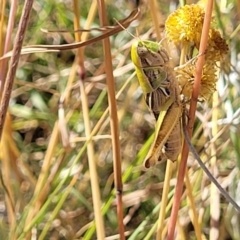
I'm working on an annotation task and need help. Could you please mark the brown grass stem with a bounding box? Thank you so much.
[72,0,106,239]
[167,1,214,239]
[73,0,85,81]
[97,0,124,239]
[0,1,33,238]
[0,0,33,140]
[0,0,18,89]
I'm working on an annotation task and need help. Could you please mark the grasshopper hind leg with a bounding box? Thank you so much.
[144,153,166,169]
[162,120,182,162]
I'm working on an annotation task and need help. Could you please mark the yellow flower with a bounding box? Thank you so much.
[207,28,229,61]
[166,4,229,101]
[165,4,205,45]
[176,58,218,101]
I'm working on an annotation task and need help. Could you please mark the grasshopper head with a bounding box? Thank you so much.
[131,40,170,93]
[131,40,169,68]
[138,40,160,53]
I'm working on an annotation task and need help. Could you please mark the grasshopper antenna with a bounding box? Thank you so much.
[182,111,240,212]
[114,17,140,40]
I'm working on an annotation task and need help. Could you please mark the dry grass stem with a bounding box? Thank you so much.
[168,1,214,239]
[97,0,124,238]
[156,160,174,240]
[0,0,34,139]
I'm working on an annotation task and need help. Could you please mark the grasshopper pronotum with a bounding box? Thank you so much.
[131,40,182,168]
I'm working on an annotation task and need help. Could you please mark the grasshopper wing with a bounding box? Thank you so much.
[144,100,182,168]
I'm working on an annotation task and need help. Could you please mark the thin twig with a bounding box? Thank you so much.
[0,0,34,140]
[182,111,240,212]
[0,9,140,57]
[0,1,33,238]
[0,0,18,87]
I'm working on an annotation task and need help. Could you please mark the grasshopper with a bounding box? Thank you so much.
[131,40,182,168]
